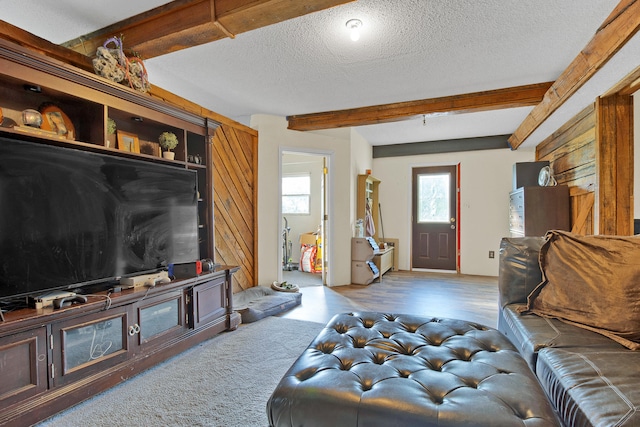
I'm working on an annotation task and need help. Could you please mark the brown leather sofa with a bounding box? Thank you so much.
[498,237,640,427]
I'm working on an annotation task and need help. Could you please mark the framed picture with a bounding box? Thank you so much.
[117,130,140,153]
[139,140,161,157]
[39,103,75,140]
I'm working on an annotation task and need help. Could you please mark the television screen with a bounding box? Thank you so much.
[0,136,199,300]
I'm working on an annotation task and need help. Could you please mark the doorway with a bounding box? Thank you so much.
[411,165,458,271]
[279,150,331,286]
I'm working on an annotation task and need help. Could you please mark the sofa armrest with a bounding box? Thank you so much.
[498,237,545,307]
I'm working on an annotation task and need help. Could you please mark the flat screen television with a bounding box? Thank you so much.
[0,136,200,301]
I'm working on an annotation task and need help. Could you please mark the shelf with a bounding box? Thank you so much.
[0,37,238,424]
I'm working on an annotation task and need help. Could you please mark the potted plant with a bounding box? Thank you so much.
[106,118,117,148]
[159,131,178,160]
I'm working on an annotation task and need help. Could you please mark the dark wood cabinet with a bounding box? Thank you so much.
[189,276,227,329]
[0,38,241,426]
[509,185,570,237]
[49,290,190,388]
[0,327,48,409]
[0,270,239,426]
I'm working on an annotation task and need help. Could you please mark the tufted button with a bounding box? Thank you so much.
[360,380,373,392]
[371,352,386,365]
[362,319,375,328]
[334,323,350,334]
[339,360,353,371]
[351,336,368,348]
[397,370,411,378]
[315,342,336,354]
[431,395,444,405]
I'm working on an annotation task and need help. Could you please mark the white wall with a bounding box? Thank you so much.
[282,153,323,263]
[251,114,358,286]
[372,148,535,276]
[253,113,537,281]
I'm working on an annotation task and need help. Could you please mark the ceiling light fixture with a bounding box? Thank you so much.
[346,19,362,42]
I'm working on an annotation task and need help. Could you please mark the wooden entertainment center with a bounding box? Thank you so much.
[0,38,241,426]
[0,269,239,426]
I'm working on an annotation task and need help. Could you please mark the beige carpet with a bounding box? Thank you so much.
[36,316,325,427]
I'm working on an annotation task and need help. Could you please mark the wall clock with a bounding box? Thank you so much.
[538,165,556,186]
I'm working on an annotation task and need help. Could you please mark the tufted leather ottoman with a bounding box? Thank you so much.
[267,312,560,426]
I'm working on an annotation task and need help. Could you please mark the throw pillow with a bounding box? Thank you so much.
[526,230,640,350]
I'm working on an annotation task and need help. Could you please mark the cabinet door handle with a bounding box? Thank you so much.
[128,324,141,336]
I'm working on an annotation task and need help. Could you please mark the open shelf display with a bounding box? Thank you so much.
[0,38,218,260]
[0,38,235,426]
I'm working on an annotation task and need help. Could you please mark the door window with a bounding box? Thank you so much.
[417,174,450,223]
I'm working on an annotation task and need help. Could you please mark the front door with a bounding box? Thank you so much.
[411,165,457,270]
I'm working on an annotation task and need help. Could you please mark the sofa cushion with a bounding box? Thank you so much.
[536,346,640,426]
[499,304,626,372]
[526,231,640,350]
[498,237,545,307]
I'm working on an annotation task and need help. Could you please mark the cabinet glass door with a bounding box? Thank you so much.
[137,291,186,347]
[139,296,181,341]
[62,316,124,371]
[52,307,130,386]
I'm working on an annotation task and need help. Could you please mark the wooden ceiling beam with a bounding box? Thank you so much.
[62,0,354,59]
[508,0,640,149]
[286,82,553,131]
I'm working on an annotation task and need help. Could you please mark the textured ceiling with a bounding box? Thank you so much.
[0,0,626,148]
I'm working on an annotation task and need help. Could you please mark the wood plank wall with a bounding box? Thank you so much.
[535,94,634,236]
[536,104,597,234]
[212,124,259,293]
[595,94,634,235]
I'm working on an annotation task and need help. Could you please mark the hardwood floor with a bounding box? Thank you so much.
[278,270,499,327]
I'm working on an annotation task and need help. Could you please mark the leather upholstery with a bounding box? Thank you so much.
[498,236,545,308]
[267,312,560,427]
[536,347,640,427]
[498,236,640,427]
[499,304,621,371]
